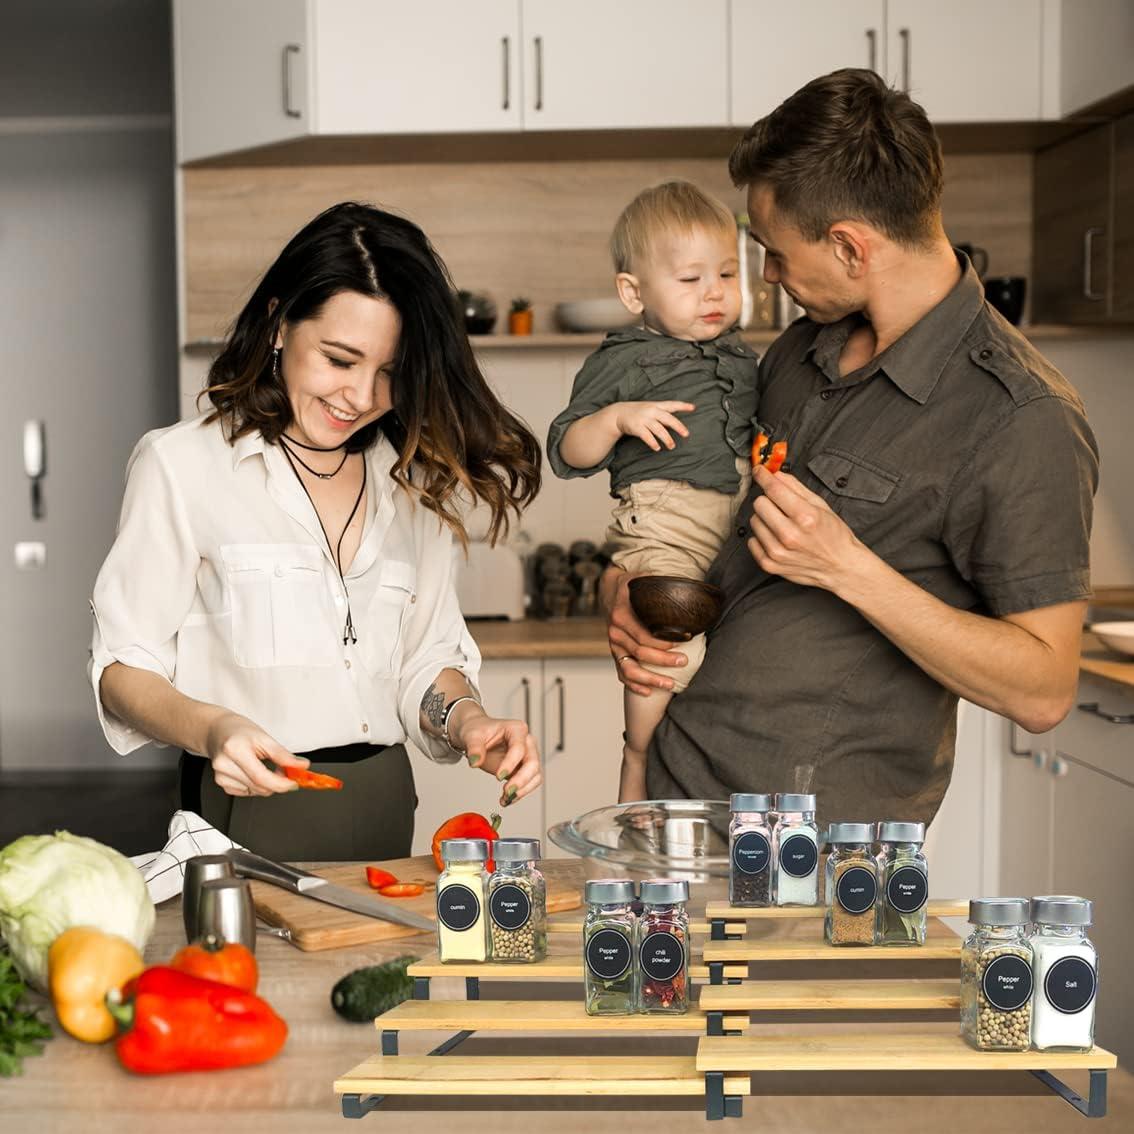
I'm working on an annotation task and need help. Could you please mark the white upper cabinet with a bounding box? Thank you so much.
[314,0,522,135]
[522,0,728,130]
[731,1,886,126]
[885,0,1043,122]
[1058,0,1134,117]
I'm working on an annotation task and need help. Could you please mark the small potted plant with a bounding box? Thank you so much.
[509,297,533,336]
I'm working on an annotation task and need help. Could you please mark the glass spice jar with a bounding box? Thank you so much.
[637,879,690,1014]
[487,838,547,963]
[729,792,773,907]
[773,793,819,906]
[1029,896,1097,1052]
[583,880,637,1015]
[961,898,1034,1051]
[436,838,490,963]
[824,822,878,946]
[876,821,928,945]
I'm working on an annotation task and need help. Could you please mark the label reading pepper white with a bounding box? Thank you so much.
[489,884,531,931]
[982,954,1034,1012]
[586,928,632,981]
[885,866,928,914]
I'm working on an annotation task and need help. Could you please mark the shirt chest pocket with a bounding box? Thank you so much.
[360,560,417,678]
[220,543,340,669]
[807,449,901,530]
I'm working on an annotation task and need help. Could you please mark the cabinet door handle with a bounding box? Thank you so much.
[1008,723,1033,757]
[501,36,510,111]
[521,675,531,728]
[554,675,565,752]
[1077,700,1134,725]
[1083,227,1105,301]
[534,36,544,111]
[282,44,302,119]
[899,28,910,92]
[866,28,877,72]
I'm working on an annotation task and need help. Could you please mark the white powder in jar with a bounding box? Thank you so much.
[1030,936,1097,1050]
[774,826,819,906]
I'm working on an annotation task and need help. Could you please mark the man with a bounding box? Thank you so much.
[604,69,1098,824]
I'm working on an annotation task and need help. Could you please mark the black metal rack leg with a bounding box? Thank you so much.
[380,1030,398,1056]
[1031,1068,1108,1118]
[341,1094,384,1119]
[412,976,430,1000]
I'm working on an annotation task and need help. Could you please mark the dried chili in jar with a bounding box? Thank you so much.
[636,879,690,1015]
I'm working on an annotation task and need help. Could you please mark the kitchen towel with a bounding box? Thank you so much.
[130,810,244,904]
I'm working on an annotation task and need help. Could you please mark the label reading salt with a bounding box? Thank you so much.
[1043,956,1097,1015]
[586,928,632,981]
[885,866,928,914]
[982,954,1034,1011]
[835,865,877,914]
[639,931,685,982]
[732,831,771,876]
[780,833,818,878]
[436,883,480,932]
[489,884,532,931]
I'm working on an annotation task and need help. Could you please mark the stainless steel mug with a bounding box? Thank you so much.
[182,854,235,943]
[196,876,257,952]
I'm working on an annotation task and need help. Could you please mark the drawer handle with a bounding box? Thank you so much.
[282,44,302,119]
[1077,700,1134,725]
[1083,227,1105,301]
[554,675,565,752]
[521,675,531,728]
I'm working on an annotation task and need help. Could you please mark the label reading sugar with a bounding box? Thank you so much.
[489,883,531,931]
[885,866,928,914]
[1043,956,1097,1015]
[982,954,1034,1011]
[639,931,685,982]
[436,883,480,932]
[732,831,771,876]
[835,866,878,914]
[779,833,818,878]
[586,928,632,981]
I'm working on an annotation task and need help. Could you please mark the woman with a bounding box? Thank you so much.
[91,202,543,860]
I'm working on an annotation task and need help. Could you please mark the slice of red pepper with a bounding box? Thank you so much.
[282,765,343,791]
[763,440,788,475]
[378,883,425,899]
[365,867,398,890]
[751,431,788,474]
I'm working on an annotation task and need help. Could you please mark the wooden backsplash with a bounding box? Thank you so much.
[183,152,1032,341]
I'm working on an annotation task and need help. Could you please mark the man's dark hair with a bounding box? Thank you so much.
[729,68,944,248]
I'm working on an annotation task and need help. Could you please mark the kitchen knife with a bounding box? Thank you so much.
[226,848,434,933]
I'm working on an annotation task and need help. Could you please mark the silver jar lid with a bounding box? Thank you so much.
[585,879,636,905]
[969,897,1031,926]
[730,792,771,812]
[440,838,489,863]
[774,793,816,812]
[1031,895,1093,926]
[639,878,689,905]
[877,820,925,844]
[827,821,875,844]
[493,838,541,862]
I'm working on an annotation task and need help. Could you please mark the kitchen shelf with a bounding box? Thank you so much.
[704,898,969,921]
[698,978,960,1012]
[700,936,962,964]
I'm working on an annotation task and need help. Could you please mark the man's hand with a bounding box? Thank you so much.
[746,465,871,590]
[611,401,694,451]
[599,565,689,696]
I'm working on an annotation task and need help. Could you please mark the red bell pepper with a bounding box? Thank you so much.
[282,765,343,791]
[751,432,788,475]
[431,812,501,872]
[108,966,287,1075]
[169,933,258,993]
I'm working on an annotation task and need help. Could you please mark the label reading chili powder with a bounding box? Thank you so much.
[982,953,1034,1012]
[835,865,877,915]
[732,831,771,876]
[639,932,685,982]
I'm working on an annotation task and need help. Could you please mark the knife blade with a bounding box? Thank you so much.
[226,848,434,933]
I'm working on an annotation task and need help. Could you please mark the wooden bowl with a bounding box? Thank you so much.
[628,576,724,642]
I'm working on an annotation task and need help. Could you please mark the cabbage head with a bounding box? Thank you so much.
[0,831,155,991]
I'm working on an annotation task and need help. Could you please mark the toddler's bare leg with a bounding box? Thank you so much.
[620,685,672,803]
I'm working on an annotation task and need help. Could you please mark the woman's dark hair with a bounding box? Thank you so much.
[201,201,541,545]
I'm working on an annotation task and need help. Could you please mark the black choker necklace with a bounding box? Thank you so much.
[281,432,347,453]
[279,435,349,479]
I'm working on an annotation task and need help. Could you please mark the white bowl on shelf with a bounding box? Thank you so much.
[1088,621,1134,658]
[554,298,638,333]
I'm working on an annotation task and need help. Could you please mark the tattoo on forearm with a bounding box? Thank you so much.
[422,683,446,730]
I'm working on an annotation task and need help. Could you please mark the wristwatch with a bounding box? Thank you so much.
[440,695,481,755]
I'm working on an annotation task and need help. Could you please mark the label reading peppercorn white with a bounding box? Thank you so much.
[437,884,480,932]
[835,866,877,914]
[732,831,771,875]
[639,932,685,982]
[1043,957,1097,1014]
[780,833,818,878]
[982,954,1034,1011]
[885,866,928,913]
[489,884,532,930]
[586,929,632,980]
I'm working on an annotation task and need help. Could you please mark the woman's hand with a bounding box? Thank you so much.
[600,566,689,696]
[451,705,542,809]
[203,710,310,797]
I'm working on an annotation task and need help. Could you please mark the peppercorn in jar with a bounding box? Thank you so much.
[487,838,547,963]
[636,879,690,1014]
[961,898,1034,1051]
[729,792,773,907]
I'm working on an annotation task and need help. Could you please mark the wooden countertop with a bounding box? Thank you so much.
[1081,631,1134,691]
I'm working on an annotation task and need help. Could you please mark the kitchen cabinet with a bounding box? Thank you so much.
[998,721,1056,897]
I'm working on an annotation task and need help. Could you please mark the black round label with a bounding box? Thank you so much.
[586,928,632,981]
[779,833,818,879]
[732,831,771,876]
[885,866,928,913]
[639,931,686,982]
[489,883,531,930]
[436,883,480,932]
[1043,956,1097,1015]
[835,866,877,914]
[982,954,1034,1011]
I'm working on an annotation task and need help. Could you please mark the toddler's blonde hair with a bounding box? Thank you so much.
[610,180,737,274]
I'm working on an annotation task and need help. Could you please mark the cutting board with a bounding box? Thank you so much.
[249,854,584,951]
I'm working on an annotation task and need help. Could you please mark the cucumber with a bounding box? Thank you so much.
[330,955,418,1022]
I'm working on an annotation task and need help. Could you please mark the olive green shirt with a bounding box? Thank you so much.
[546,327,761,494]
[648,258,1099,825]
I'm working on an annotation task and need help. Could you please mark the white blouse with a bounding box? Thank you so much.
[89,415,480,762]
